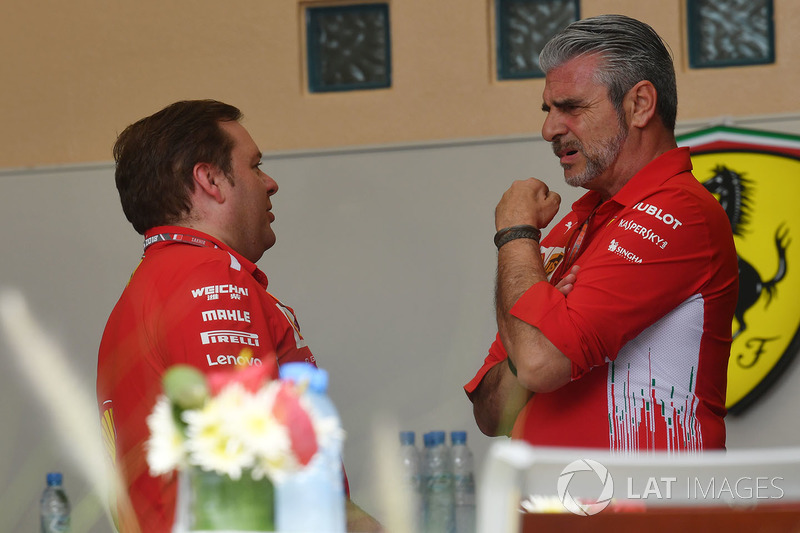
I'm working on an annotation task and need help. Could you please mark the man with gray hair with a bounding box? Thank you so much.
[466,15,738,452]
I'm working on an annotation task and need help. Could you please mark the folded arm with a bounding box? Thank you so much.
[494,178,572,392]
[496,239,572,392]
[471,356,533,436]
[470,256,578,437]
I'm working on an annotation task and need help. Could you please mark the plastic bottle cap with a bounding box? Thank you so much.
[451,431,467,445]
[279,362,329,393]
[428,431,446,446]
[309,368,329,393]
[423,432,435,448]
[279,362,315,381]
[399,431,415,446]
[46,472,63,486]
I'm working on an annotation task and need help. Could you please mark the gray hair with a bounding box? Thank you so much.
[539,14,677,131]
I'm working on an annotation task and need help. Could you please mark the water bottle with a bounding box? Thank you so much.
[277,363,345,533]
[450,432,476,533]
[423,431,454,533]
[399,431,423,529]
[40,472,71,533]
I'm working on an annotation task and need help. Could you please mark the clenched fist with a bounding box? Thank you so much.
[495,178,561,231]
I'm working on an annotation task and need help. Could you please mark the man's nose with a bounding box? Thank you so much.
[541,112,566,142]
[263,173,278,196]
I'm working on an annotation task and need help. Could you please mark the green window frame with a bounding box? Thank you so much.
[306,3,392,93]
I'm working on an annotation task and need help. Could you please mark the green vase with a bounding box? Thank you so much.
[178,467,275,532]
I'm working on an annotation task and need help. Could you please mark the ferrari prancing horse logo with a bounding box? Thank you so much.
[678,126,800,414]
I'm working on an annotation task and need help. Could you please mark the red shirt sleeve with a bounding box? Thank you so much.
[507,282,588,379]
[464,333,507,397]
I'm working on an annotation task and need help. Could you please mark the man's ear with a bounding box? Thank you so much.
[626,80,657,129]
[193,162,225,203]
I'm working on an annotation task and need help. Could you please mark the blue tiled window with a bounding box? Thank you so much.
[687,0,775,68]
[306,3,391,92]
[496,0,579,80]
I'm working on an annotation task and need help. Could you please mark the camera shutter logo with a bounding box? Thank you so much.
[557,459,614,515]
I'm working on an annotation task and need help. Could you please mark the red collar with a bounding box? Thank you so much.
[142,226,268,287]
[570,147,693,216]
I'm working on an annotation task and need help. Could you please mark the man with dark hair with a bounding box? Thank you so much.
[97,100,379,531]
[112,100,244,235]
[466,15,738,451]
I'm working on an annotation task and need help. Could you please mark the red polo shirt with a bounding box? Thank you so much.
[97,226,315,531]
[466,148,738,452]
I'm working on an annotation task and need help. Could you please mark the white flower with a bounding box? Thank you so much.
[183,384,254,480]
[145,368,343,484]
[145,396,186,475]
[245,383,298,483]
[237,386,288,452]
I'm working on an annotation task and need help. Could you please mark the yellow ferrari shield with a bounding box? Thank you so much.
[678,126,800,413]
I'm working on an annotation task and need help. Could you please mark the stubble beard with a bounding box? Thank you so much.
[555,122,629,189]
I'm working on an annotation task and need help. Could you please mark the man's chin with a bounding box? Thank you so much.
[565,172,593,188]
[562,167,580,187]
[561,163,584,187]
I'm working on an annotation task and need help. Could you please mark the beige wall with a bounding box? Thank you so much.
[2,0,799,168]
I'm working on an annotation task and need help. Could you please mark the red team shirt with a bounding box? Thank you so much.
[97,226,315,532]
[465,148,739,452]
